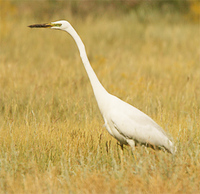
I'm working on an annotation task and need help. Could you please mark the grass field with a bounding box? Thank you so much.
[0,5,200,193]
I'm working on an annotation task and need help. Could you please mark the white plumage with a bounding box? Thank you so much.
[29,20,175,154]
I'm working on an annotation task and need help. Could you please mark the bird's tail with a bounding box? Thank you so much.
[165,140,176,154]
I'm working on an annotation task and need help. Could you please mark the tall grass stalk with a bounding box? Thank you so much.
[0,9,199,193]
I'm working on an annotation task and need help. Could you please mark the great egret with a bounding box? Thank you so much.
[29,20,175,154]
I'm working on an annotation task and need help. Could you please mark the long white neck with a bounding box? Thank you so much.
[65,25,109,113]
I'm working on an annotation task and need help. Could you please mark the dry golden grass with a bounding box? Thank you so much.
[0,7,200,194]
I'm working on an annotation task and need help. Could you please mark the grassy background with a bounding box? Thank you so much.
[0,1,200,193]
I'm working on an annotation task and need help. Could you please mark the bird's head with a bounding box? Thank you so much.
[28,20,71,31]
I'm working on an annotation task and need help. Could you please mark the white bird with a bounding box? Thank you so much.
[29,20,175,154]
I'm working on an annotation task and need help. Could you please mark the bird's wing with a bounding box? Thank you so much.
[109,104,169,146]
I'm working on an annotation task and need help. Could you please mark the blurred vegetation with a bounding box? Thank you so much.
[0,0,200,193]
[0,0,197,20]
[1,0,199,38]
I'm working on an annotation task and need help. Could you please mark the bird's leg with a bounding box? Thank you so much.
[117,142,124,150]
[120,143,124,151]
[127,139,137,160]
[117,142,124,169]
[126,139,135,151]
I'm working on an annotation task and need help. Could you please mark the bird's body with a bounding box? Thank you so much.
[99,92,173,153]
[29,20,175,154]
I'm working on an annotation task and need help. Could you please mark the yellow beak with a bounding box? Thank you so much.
[28,23,52,28]
[28,23,62,28]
